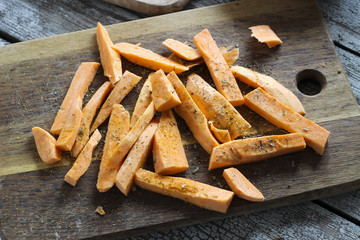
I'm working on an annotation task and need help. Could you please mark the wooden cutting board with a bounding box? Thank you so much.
[1,0,360,239]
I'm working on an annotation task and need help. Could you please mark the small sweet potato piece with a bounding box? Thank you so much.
[209,121,231,143]
[32,127,62,164]
[249,25,283,48]
[134,169,235,213]
[223,168,264,202]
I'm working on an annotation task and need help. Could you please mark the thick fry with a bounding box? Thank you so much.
[167,72,219,154]
[134,169,235,213]
[209,133,306,170]
[153,110,189,175]
[209,121,231,143]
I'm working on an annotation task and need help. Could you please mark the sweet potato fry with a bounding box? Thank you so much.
[90,70,141,133]
[64,129,102,186]
[244,88,330,155]
[134,169,235,213]
[97,104,130,192]
[51,62,99,135]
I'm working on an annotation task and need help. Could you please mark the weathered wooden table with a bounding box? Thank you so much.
[0,0,359,239]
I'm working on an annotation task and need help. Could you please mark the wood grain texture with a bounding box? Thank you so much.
[103,0,190,15]
[0,0,142,41]
[316,0,360,53]
[321,190,360,222]
[1,0,360,239]
[335,47,360,105]
[128,202,360,240]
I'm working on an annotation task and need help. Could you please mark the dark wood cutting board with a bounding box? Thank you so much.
[1,0,360,239]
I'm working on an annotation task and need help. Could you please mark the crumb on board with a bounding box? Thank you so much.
[95,206,105,215]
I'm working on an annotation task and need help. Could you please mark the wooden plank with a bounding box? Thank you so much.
[0,38,10,47]
[320,190,360,222]
[0,0,142,41]
[316,0,360,53]
[335,47,360,105]
[1,117,360,239]
[129,202,360,239]
[1,1,360,239]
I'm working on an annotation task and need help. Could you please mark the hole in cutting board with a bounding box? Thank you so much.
[296,69,326,96]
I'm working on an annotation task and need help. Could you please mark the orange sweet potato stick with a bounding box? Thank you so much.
[153,109,189,175]
[72,81,113,157]
[90,70,141,133]
[186,73,251,140]
[231,66,305,115]
[96,22,122,85]
[220,47,239,66]
[100,102,156,191]
[115,121,159,195]
[208,121,231,143]
[32,127,62,164]
[150,69,181,112]
[64,129,102,186]
[97,104,130,192]
[51,62,99,135]
[134,169,235,213]
[209,133,306,170]
[193,29,244,106]
[244,88,330,155]
[223,168,265,202]
[249,25,283,48]
[166,71,219,154]
[130,76,152,128]
[112,43,189,74]
[56,97,83,151]
[162,38,202,61]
